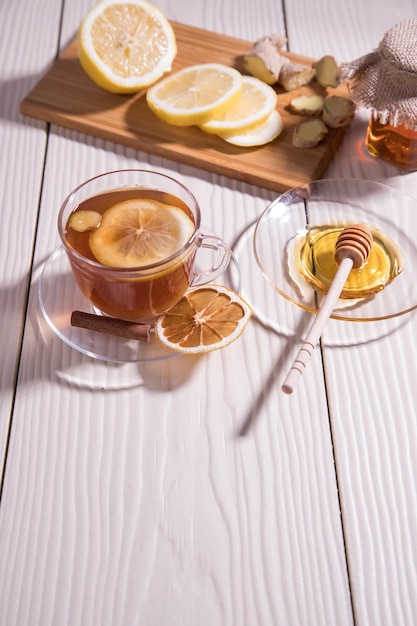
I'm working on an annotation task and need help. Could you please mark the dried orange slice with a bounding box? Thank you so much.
[89,199,194,267]
[155,285,252,353]
[78,0,177,93]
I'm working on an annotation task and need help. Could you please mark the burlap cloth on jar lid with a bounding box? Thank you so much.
[341,18,417,129]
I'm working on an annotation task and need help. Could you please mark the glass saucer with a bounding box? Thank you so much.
[253,178,417,321]
[39,244,241,363]
[232,220,413,347]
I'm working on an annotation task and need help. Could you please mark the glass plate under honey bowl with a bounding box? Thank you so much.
[253,178,417,322]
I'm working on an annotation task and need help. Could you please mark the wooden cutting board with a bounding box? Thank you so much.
[20,21,351,193]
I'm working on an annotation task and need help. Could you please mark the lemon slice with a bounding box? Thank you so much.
[155,285,252,353]
[200,76,278,134]
[146,63,243,126]
[78,0,177,93]
[89,199,194,267]
[219,109,284,147]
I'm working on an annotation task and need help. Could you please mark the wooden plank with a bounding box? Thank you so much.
[20,21,351,193]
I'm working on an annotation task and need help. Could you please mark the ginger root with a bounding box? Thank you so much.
[292,95,355,147]
[278,61,315,91]
[244,35,342,95]
[288,93,325,116]
[292,118,328,148]
[244,34,314,90]
[243,34,287,85]
[313,55,340,88]
[322,95,355,127]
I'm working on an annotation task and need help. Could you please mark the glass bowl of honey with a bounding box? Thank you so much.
[253,178,417,321]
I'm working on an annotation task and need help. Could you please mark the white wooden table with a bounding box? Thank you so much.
[1,1,417,624]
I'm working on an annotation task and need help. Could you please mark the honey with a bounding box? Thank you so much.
[366,117,417,172]
[297,225,403,299]
[342,19,417,172]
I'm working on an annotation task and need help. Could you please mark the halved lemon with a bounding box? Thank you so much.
[89,199,194,267]
[78,0,177,93]
[155,285,252,354]
[199,76,278,135]
[146,63,243,126]
[219,109,284,147]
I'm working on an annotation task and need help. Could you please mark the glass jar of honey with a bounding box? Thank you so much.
[342,18,417,172]
[366,117,417,172]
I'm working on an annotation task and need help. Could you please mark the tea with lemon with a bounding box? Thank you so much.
[64,188,196,321]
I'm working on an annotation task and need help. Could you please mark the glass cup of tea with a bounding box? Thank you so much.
[58,169,232,322]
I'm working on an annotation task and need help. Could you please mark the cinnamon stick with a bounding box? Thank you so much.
[71,310,152,342]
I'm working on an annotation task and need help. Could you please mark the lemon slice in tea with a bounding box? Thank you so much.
[155,285,252,354]
[89,199,194,267]
[78,0,177,93]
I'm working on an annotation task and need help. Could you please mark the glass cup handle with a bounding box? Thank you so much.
[190,234,231,286]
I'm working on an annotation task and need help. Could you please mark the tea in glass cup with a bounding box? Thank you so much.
[58,170,231,322]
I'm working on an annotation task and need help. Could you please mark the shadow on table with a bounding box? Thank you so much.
[237,312,312,437]
[237,295,416,436]
[23,261,202,393]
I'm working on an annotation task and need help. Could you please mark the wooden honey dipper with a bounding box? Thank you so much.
[282,223,373,394]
